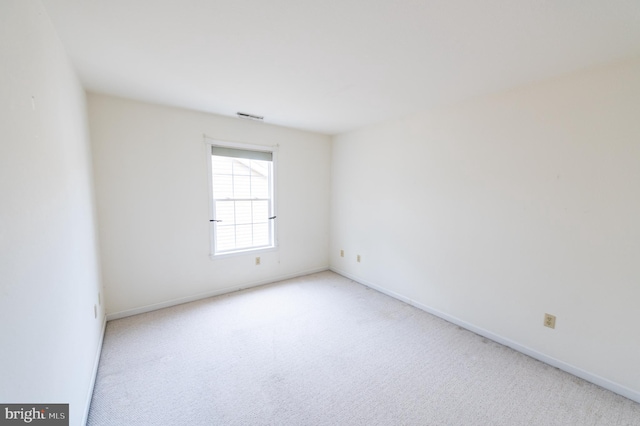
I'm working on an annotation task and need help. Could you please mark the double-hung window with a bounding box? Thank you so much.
[207,140,276,256]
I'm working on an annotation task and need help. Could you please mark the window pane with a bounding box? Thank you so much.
[212,175,233,199]
[234,176,251,199]
[252,174,269,199]
[233,159,251,176]
[253,223,269,246]
[252,200,269,223]
[251,160,269,176]
[212,156,233,175]
[235,201,252,225]
[235,224,252,248]
[216,225,235,252]
[215,201,235,224]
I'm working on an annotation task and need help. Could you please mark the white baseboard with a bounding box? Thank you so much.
[330,267,640,404]
[82,315,107,426]
[106,266,329,321]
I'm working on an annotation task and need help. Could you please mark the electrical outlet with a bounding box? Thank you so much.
[357,254,361,263]
[255,257,261,266]
[340,249,344,257]
[543,313,556,329]
[94,305,97,319]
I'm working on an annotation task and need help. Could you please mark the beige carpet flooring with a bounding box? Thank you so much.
[88,271,640,425]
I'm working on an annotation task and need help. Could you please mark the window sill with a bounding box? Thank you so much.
[209,245,278,260]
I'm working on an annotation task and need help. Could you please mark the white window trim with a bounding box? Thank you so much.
[204,136,279,259]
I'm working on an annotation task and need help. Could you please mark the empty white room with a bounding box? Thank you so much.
[1,0,640,425]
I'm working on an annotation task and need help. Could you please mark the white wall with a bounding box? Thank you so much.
[88,94,331,317]
[0,1,105,425]
[330,58,640,399]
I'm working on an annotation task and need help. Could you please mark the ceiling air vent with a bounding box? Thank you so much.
[237,112,264,121]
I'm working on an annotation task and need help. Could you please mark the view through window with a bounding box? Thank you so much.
[210,145,275,255]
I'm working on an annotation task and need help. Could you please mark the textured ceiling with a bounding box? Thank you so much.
[42,0,640,135]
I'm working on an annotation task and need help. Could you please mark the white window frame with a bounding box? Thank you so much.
[205,137,278,259]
